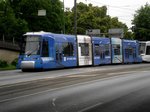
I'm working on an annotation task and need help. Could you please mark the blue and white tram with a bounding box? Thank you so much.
[17,31,142,71]
[139,41,150,62]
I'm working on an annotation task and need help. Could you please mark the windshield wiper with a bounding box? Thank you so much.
[26,48,38,56]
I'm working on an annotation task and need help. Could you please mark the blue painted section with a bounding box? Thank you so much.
[50,34,77,69]
[17,55,43,69]
[92,37,111,65]
[123,40,136,63]
[18,33,77,70]
[136,41,142,63]
[122,39,142,63]
[17,55,24,69]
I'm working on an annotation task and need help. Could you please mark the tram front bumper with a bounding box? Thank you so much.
[21,61,35,69]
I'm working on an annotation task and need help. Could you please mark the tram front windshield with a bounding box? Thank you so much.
[25,36,41,56]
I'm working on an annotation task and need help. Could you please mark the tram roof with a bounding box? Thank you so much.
[24,31,76,42]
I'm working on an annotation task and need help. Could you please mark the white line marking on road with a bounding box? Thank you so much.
[107,71,137,76]
[141,71,150,73]
[52,98,56,107]
[67,74,98,78]
[78,102,103,112]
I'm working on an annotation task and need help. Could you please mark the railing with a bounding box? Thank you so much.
[0,41,20,51]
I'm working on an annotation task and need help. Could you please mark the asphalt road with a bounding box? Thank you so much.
[0,64,149,86]
[0,64,150,112]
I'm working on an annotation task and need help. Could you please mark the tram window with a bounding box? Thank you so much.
[133,52,136,58]
[79,43,89,56]
[129,48,133,55]
[139,43,146,54]
[113,44,120,55]
[125,49,129,59]
[55,43,59,60]
[62,42,74,56]
[94,44,100,56]
[105,44,110,56]
[146,46,150,55]
[42,39,49,57]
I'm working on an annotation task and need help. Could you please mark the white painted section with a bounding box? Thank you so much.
[142,55,150,62]
[111,38,123,63]
[77,35,92,66]
[146,41,150,46]
[140,41,150,62]
[64,57,66,61]
[41,57,54,62]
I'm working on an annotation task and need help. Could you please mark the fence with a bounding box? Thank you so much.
[0,41,20,51]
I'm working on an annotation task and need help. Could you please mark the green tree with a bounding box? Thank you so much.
[0,0,64,42]
[132,3,150,40]
[0,0,28,42]
[65,2,129,38]
[17,0,64,33]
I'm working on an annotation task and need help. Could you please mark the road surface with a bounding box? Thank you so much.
[0,63,150,112]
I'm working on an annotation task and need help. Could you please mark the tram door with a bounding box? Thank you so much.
[99,45,105,64]
[41,38,51,69]
[55,43,63,67]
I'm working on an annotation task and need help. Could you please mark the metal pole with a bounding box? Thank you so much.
[3,34,5,42]
[74,0,77,36]
[74,0,79,66]
[63,0,65,34]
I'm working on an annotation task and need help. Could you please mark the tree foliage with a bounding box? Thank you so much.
[17,0,63,33]
[0,0,132,42]
[0,0,28,41]
[132,4,150,41]
[0,0,64,42]
[65,2,129,38]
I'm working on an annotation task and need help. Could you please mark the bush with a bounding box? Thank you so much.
[11,58,18,66]
[0,60,8,68]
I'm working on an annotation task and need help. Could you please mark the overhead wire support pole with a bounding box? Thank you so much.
[74,0,79,66]
[63,0,65,34]
[74,0,77,36]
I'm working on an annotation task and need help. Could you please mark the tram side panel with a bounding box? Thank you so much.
[77,35,92,66]
[92,37,111,65]
[111,38,123,64]
[53,34,77,68]
[41,36,56,69]
[139,41,150,62]
[134,41,142,63]
[122,40,136,63]
[60,35,77,67]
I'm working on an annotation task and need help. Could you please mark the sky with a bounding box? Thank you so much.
[61,0,150,28]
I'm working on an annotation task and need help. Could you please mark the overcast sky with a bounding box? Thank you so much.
[61,0,150,28]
